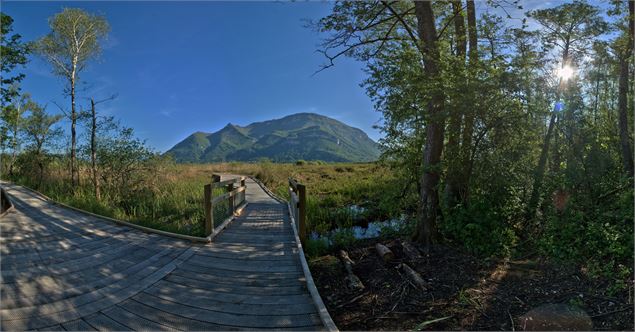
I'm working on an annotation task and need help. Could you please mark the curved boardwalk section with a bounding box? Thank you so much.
[0,178,325,331]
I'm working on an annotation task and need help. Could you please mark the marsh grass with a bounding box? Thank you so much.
[5,161,401,237]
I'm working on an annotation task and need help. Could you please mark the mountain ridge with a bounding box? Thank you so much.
[165,113,380,163]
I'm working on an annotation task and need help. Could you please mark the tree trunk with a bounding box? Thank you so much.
[526,42,570,221]
[90,98,100,200]
[413,1,446,249]
[70,69,78,188]
[466,0,477,64]
[452,1,466,58]
[526,110,557,220]
[9,104,21,176]
[445,0,466,209]
[9,127,17,176]
[457,0,478,205]
[617,0,634,178]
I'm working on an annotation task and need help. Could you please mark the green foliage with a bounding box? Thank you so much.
[442,199,518,257]
[331,228,356,249]
[314,1,632,296]
[32,8,109,79]
[537,186,633,282]
[0,13,29,105]
[304,238,330,258]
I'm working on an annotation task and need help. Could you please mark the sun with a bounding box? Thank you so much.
[557,65,575,81]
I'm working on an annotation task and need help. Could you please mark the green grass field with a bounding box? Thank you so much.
[6,161,403,238]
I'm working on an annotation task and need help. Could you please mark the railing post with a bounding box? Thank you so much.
[297,183,306,245]
[205,175,222,236]
[240,178,246,205]
[204,184,213,236]
[228,182,235,215]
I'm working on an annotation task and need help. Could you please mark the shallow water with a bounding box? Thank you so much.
[310,216,408,246]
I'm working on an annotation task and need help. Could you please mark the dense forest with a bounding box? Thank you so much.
[0,1,633,330]
[312,0,633,280]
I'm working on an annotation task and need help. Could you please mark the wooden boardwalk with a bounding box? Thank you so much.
[0,178,327,331]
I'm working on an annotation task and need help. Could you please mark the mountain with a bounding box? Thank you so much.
[165,113,380,163]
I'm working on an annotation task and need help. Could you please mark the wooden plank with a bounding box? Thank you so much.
[216,232,296,242]
[2,242,158,287]
[136,288,318,316]
[1,247,171,309]
[144,280,313,305]
[173,263,304,281]
[170,268,305,287]
[188,253,299,268]
[221,227,291,235]
[210,191,231,205]
[82,312,132,331]
[211,178,239,188]
[193,248,299,261]
[212,239,298,248]
[61,318,97,331]
[0,247,180,318]
[2,239,160,280]
[118,299,228,331]
[0,250,184,330]
[165,274,307,295]
[182,257,302,273]
[37,324,65,331]
[1,231,145,270]
[101,305,173,331]
[130,289,322,328]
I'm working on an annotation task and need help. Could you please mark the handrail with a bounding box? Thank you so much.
[204,174,247,237]
[288,177,306,244]
[0,186,14,217]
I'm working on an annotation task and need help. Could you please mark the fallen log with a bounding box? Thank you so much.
[339,250,365,291]
[399,263,428,291]
[375,243,395,262]
[400,240,422,262]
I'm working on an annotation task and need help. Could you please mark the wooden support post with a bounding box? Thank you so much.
[240,178,246,205]
[297,183,306,245]
[206,175,221,236]
[228,183,235,215]
[204,184,213,236]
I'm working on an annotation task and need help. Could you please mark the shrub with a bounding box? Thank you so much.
[441,199,517,257]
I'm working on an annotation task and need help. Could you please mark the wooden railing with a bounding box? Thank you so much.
[0,186,13,215]
[288,178,306,244]
[204,174,247,237]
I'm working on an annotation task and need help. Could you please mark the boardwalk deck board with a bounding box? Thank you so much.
[61,318,97,331]
[83,313,132,331]
[0,177,331,331]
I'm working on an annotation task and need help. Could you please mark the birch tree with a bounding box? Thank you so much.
[33,8,109,188]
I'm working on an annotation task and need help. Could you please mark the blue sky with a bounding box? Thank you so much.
[3,1,606,152]
[4,1,379,152]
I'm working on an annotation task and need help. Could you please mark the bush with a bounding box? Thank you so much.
[537,188,633,283]
[304,238,330,258]
[296,160,306,166]
[441,199,517,257]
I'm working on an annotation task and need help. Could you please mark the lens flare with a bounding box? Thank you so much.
[557,65,575,81]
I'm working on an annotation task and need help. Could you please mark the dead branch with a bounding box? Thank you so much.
[398,263,428,291]
[339,250,365,291]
